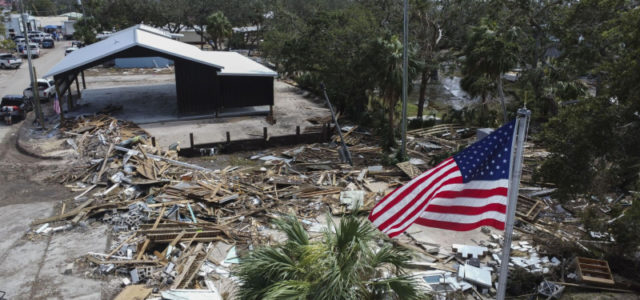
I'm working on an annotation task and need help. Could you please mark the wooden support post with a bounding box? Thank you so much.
[81,70,86,89]
[189,133,194,148]
[54,82,64,121]
[226,131,230,143]
[75,75,81,99]
[151,137,156,147]
[263,127,268,141]
[65,76,74,110]
[296,126,300,142]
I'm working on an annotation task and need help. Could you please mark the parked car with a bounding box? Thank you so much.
[41,38,55,48]
[65,46,78,56]
[0,53,22,69]
[0,94,32,125]
[21,43,40,58]
[27,34,43,44]
[23,79,55,102]
[71,40,84,48]
[12,35,24,41]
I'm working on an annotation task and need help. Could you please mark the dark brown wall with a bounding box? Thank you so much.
[174,58,220,115]
[220,76,274,108]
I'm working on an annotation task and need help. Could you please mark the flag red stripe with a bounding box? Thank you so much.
[410,217,505,233]
[370,159,453,220]
[434,187,508,199]
[424,203,507,215]
[377,170,462,233]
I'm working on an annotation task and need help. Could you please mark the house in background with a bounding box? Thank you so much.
[4,13,38,38]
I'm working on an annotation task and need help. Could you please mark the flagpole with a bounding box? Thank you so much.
[496,108,530,300]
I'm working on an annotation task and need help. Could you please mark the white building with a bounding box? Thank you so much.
[4,13,39,38]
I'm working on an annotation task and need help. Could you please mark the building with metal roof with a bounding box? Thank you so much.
[45,24,277,116]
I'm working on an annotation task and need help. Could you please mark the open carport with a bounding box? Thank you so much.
[43,24,277,117]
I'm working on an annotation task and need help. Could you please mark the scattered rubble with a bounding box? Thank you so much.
[25,117,637,298]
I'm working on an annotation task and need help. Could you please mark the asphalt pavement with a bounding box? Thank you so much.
[0,40,69,140]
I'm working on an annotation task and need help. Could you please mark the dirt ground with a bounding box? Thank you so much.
[0,123,108,300]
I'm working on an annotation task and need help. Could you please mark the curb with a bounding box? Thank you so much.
[14,112,66,160]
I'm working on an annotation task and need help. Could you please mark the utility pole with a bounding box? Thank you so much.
[78,0,86,18]
[20,0,45,128]
[400,0,409,159]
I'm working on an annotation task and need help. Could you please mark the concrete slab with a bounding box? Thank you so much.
[31,225,108,299]
[64,73,330,149]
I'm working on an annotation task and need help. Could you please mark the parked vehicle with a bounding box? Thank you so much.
[41,38,55,48]
[0,53,22,69]
[71,41,84,48]
[21,43,40,58]
[0,95,32,125]
[63,21,76,39]
[65,46,78,56]
[14,37,25,46]
[28,34,43,44]
[23,79,55,102]
[12,35,24,41]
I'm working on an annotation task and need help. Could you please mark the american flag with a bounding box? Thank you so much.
[53,94,61,115]
[369,120,516,237]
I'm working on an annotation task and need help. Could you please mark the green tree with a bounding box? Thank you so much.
[538,0,640,200]
[235,214,423,299]
[411,0,443,120]
[73,17,98,44]
[0,39,17,52]
[366,35,421,131]
[461,20,520,123]
[205,11,232,50]
[27,0,56,16]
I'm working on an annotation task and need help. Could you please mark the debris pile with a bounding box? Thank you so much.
[27,117,637,298]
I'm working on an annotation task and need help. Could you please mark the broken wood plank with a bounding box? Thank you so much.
[94,144,114,184]
[114,285,152,300]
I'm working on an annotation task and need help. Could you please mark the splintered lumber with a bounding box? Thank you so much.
[161,230,186,258]
[114,285,152,300]
[107,233,137,259]
[94,144,114,184]
[85,255,159,265]
[171,243,203,289]
[396,161,422,179]
[575,257,615,285]
[32,198,95,225]
[517,195,543,221]
[114,145,213,172]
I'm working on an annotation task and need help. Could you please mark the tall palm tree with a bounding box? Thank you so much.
[206,11,232,50]
[461,20,520,123]
[234,214,424,300]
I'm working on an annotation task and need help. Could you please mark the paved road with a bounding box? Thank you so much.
[0,41,69,94]
[0,41,69,140]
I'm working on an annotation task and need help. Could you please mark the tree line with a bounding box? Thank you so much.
[47,0,640,259]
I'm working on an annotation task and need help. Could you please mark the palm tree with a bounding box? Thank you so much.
[234,214,424,300]
[367,36,421,136]
[206,11,232,50]
[461,20,520,123]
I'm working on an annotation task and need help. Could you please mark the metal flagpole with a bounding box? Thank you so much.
[400,0,409,159]
[496,108,530,300]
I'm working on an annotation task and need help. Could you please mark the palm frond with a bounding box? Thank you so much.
[369,244,412,272]
[368,275,426,300]
[263,280,311,300]
[273,215,309,246]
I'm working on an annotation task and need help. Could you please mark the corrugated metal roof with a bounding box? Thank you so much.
[207,51,277,77]
[44,24,276,78]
